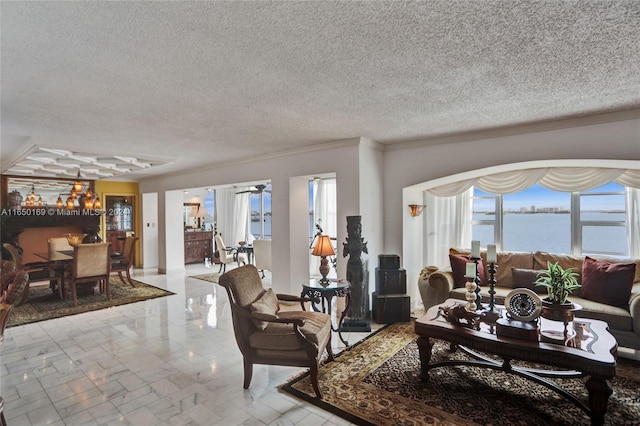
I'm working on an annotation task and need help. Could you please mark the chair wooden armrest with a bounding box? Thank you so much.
[250,311,306,327]
[277,293,319,303]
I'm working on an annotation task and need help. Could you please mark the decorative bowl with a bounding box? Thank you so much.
[238,241,247,246]
[66,233,87,247]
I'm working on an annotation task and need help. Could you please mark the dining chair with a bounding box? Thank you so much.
[218,264,334,398]
[111,236,138,287]
[68,243,111,307]
[47,237,75,299]
[1,243,49,305]
[48,237,73,255]
[252,239,271,278]
[215,234,247,273]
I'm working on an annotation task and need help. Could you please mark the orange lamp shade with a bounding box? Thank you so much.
[312,235,335,257]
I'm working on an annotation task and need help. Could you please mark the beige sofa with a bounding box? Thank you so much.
[423,249,640,351]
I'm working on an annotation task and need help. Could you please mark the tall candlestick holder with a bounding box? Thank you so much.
[464,279,477,312]
[484,262,500,324]
[470,256,483,311]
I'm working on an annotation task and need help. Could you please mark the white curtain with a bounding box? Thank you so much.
[310,178,337,278]
[627,187,640,259]
[424,166,640,262]
[215,188,250,247]
[234,192,250,245]
[428,167,640,197]
[425,187,473,269]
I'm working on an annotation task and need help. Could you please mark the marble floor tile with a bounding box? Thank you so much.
[0,264,380,425]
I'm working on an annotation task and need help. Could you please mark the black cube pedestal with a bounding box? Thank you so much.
[341,318,371,332]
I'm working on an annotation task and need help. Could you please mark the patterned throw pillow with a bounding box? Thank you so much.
[580,256,636,309]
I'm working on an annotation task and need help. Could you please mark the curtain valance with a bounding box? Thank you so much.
[427,167,640,196]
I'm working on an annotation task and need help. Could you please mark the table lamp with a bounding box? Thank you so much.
[312,235,335,285]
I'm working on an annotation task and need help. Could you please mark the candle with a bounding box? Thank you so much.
[487,244,497,263]
[465,262,476,278]
[471,240,480,258]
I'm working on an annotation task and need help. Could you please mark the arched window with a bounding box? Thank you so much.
[423,165,639,268]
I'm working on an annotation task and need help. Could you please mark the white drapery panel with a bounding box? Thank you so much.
[427,167,640,197]
[215,188,235,243]
[476,169,549,194]
[215,188,250,248]
[234,192,250,245]
[627,187,640,259]
[538,168,625,192]
[618,170,640,188]
[425,188,473,269]
[310,178,337,278]
[428,178,476,197]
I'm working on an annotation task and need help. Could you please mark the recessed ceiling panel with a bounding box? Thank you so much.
[4,147,169,180]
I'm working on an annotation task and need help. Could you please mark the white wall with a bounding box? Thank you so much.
[387,115,640,301]
[357,139,385,296]
[140,137,364,294]
[142,192,159,268]
[140,113,640,307]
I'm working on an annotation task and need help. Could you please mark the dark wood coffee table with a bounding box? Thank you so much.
[415,299,617,426]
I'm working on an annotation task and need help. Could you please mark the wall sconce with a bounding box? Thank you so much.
[408,204,426,217]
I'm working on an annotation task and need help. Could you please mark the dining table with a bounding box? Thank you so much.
[33,250,73,299]
[233,244,254,264]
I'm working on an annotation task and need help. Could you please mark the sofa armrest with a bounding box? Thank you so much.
[420,271,455,311]
[629,284,640,336]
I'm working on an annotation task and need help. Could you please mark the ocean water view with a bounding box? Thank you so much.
[254,212,629,257]
[473,212,628,256]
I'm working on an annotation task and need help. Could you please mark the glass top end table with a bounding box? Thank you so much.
[301,278,351,345]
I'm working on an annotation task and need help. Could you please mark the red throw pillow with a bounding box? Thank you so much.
[449,254,486,288]
[580,256,636,309]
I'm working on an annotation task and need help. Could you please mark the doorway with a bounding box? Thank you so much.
[105,195,135,255]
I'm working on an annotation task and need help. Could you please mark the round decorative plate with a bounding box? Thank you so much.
[504,288,542,322]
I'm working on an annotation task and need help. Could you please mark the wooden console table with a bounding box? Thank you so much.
[184,231,213,264]
[415,299,617,426]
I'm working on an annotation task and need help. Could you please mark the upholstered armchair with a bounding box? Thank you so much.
[218,265,334,398]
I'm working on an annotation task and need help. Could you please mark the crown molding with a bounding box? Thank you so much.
[383,108,640,152]
[0,138,38,173]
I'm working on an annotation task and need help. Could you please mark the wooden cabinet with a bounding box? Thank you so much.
[184,231,213,264]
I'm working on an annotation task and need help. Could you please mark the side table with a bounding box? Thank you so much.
[301,278,351,346]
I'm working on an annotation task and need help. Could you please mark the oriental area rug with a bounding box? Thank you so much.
[190,272,222,283]
[7,277,174,328]
[281,322,640,426]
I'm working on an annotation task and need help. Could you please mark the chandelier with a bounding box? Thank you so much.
[56,170,102,209]
[23,184,44,206]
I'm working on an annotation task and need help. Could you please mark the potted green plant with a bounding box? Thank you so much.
[535,261,582,322]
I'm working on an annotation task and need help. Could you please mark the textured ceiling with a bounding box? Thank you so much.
[1,1,639,180]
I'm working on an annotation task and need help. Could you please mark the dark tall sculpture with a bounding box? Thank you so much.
[342,215,371,332]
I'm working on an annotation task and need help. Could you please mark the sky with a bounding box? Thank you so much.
[474,182,625,211]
